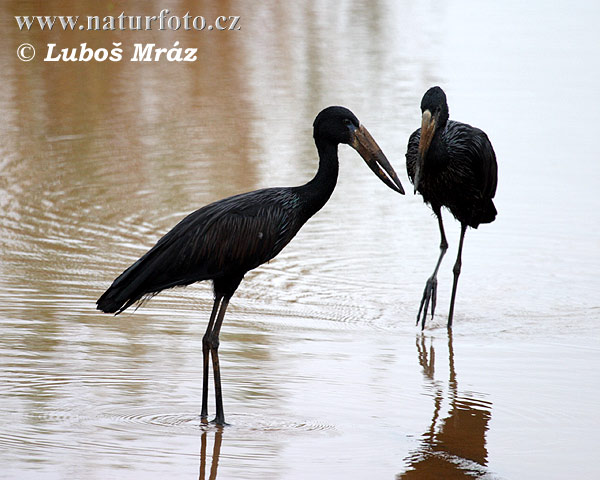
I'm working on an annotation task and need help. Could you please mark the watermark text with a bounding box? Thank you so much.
[15,10,240,32]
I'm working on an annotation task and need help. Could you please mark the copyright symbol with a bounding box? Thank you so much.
[17,43,35,62]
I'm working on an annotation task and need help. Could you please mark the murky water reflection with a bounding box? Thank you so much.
[400,334,493,479]
[1,0,599,478]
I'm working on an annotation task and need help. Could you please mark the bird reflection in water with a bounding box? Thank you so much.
[199,427,223,480]
[398,333,494,479]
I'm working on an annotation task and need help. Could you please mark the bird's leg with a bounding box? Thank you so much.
[201,294,223,421]
[209,296,230,426]
[418,210,448,329]
[447,223,467,329]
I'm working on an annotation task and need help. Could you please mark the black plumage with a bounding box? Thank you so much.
[406,86,498,329]
[97,188,305,313]
[97,106,404,425]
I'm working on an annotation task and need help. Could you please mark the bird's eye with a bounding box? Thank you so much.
[343,118,352,127]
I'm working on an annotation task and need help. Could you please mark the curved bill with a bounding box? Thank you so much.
[414,109,436,193]
[350,124,405,195]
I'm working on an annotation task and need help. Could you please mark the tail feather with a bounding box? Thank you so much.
[96,288,135,314]
[481,199,497,224]
[96,241,172,314]
[96,257,152,314]
[97,243,210,314]
[469,199,497,228]
[96,285,144,314]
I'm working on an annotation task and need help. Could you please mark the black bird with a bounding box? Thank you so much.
[406,87,497,330]
[97,106,405,425]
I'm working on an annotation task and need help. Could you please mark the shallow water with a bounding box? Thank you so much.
[1,0,599,478]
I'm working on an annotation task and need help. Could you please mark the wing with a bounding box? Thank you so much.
[178,188,302,278]
[97,187,302,313]
[445,121,498,201]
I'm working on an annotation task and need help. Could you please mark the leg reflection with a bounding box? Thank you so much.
[398,332,493,479]
[199,427,223,480]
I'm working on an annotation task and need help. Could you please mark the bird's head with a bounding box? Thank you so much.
[420,86,449,122]
[414,86,450,193]
[313,106,405,194]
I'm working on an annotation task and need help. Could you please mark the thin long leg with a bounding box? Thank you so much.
[418,209,449,329]
[201,295,223,421]
[447,223,467,328]
[208,296,230,425]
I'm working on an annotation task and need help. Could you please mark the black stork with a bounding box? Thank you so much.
[406,87,498,330]
[97,106,405,425]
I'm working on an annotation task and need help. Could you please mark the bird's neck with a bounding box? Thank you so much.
[425,124,448,171]
[294,139,339,220]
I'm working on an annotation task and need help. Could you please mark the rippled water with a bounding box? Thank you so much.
[1,0,599,478]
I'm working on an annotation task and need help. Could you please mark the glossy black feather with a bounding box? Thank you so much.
[406,120,498,228]
[97,187,308,313]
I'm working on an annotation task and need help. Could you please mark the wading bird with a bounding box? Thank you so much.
[97,106,405,425]
[406,87,497,330]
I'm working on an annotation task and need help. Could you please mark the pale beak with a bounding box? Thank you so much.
[415,109,436,193]
[350,124,405,194]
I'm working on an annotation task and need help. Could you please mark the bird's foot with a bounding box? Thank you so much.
[416,276,437,330]
[210,417,229,427]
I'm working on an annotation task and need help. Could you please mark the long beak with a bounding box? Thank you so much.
[414,109,436,193]
[350,124,405,194]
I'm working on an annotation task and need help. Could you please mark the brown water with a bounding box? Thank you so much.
[1,1,599,478]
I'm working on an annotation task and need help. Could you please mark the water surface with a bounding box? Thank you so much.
[1,1,599,478]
